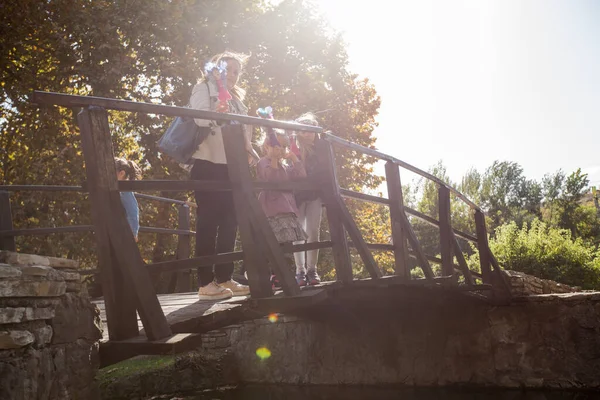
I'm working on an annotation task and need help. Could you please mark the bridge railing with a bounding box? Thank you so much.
[12,90,509,342]
[0,186,197,291]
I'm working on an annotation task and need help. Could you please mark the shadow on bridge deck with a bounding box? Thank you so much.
[95,276,495,367]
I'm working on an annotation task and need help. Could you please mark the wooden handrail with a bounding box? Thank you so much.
[339,188,478,243]
[31,91,322,133]
[323,132,481,211]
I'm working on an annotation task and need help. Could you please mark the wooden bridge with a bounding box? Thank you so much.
[0,91,510,366]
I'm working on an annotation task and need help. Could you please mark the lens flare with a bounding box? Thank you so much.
[268,313,278,323]
[256,347,272,360]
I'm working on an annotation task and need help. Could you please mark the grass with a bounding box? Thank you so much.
[97,355,176,384]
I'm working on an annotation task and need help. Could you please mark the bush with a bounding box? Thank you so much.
[472,219,600,289]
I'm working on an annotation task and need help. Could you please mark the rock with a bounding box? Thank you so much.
[0,280,66,298]
[33,325,53,347]
[57,270,80,281]
[21,265,54,277]
[51,293,103,344]
[0,251,50,267]
[0,307,55,324]
[0,264,21,278]
[66,281,84,293]
[0,330,34,349]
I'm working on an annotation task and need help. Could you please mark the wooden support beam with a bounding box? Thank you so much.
[221,125,285,297]
[78,107,171,341]
[337,196,382,279]
[474,210,493,284]
[438,185,454,277]
[78,107,139,341]
[385,162,410,279]
[0,191,16,251]
[315,138,353,283]
[169,205,192,293]
[400,211,435,280]
[99,333,205,368]
[451,232,475,286]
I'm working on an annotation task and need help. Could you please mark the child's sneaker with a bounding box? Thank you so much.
[270,274,281,290]
[306,269,321,285]
[296,273,307,287]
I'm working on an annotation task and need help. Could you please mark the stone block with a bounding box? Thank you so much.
[50,293,103,344]
[0,264,22,279]
[0,251,79,269]
[33,325,53,348]
[57,270,80,281]
[0,280,66,298]
[21,265,54,277]
[0,251,50,267]
[0,307,55,324]
[0,330,34,349]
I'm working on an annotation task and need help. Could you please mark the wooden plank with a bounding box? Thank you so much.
[171,204,192,293]
[315,138,353,283]
[281,241,332,254]
[438,185,454,277]
[119,179,318,193]
[221,125,275,298]
[338,188,478,243]
[474,210,493,284]
[250,289,328,314]
[148,252,244,274]
[337,196,382,278]
[400,209,435,280]
[0,225,95,237]
[79,106,171,340]
[322,132,481,210]
[99,333,205,367]
[0,191,16,251]
[32,90,322,133]
[385,162,410,279]
[138,226,194,236]
[78,108,138,341]
[452,232,475,286]
[0,185,85,192]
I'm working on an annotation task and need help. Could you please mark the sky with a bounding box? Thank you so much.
[316,0,600,189]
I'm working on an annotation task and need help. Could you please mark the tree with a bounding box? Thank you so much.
[475,219,600,290]
[1,0,383,284]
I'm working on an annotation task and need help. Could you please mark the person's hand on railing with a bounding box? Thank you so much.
[216,100,229,113]
[285,149,299,164]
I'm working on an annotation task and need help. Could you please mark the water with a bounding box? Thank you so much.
[153,385,597,400]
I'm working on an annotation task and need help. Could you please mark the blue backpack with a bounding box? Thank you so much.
[157,83,213,165]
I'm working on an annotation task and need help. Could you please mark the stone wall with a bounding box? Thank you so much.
[502,270,580,296]
[194,288,600,389]
[0,251,103,400]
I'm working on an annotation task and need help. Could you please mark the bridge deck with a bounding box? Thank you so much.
[94,277,493,366]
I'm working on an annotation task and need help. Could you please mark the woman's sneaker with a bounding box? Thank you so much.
[306,269,321,285]
[198,282,233,300]
[219,280,250,297]
[296,273,308,287]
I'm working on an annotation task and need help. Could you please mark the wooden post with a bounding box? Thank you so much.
[474,209,493,284]
[438,185,454,277]
[78,106,171,340]
[384,162,409,279]
[452,233,474,286]
[315,138,353,283]
[0,191,16,251]
[221,125,277,298]
[169,204,192,293]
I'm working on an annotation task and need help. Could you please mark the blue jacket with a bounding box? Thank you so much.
[119,192,139,238]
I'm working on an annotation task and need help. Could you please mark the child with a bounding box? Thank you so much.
[257,128,308,286]
[292,113,323,286]
[115,157,141,241]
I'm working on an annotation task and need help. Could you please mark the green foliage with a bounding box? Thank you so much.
[479,219,600,289]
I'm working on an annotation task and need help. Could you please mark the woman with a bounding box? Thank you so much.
[190,51,259,300]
